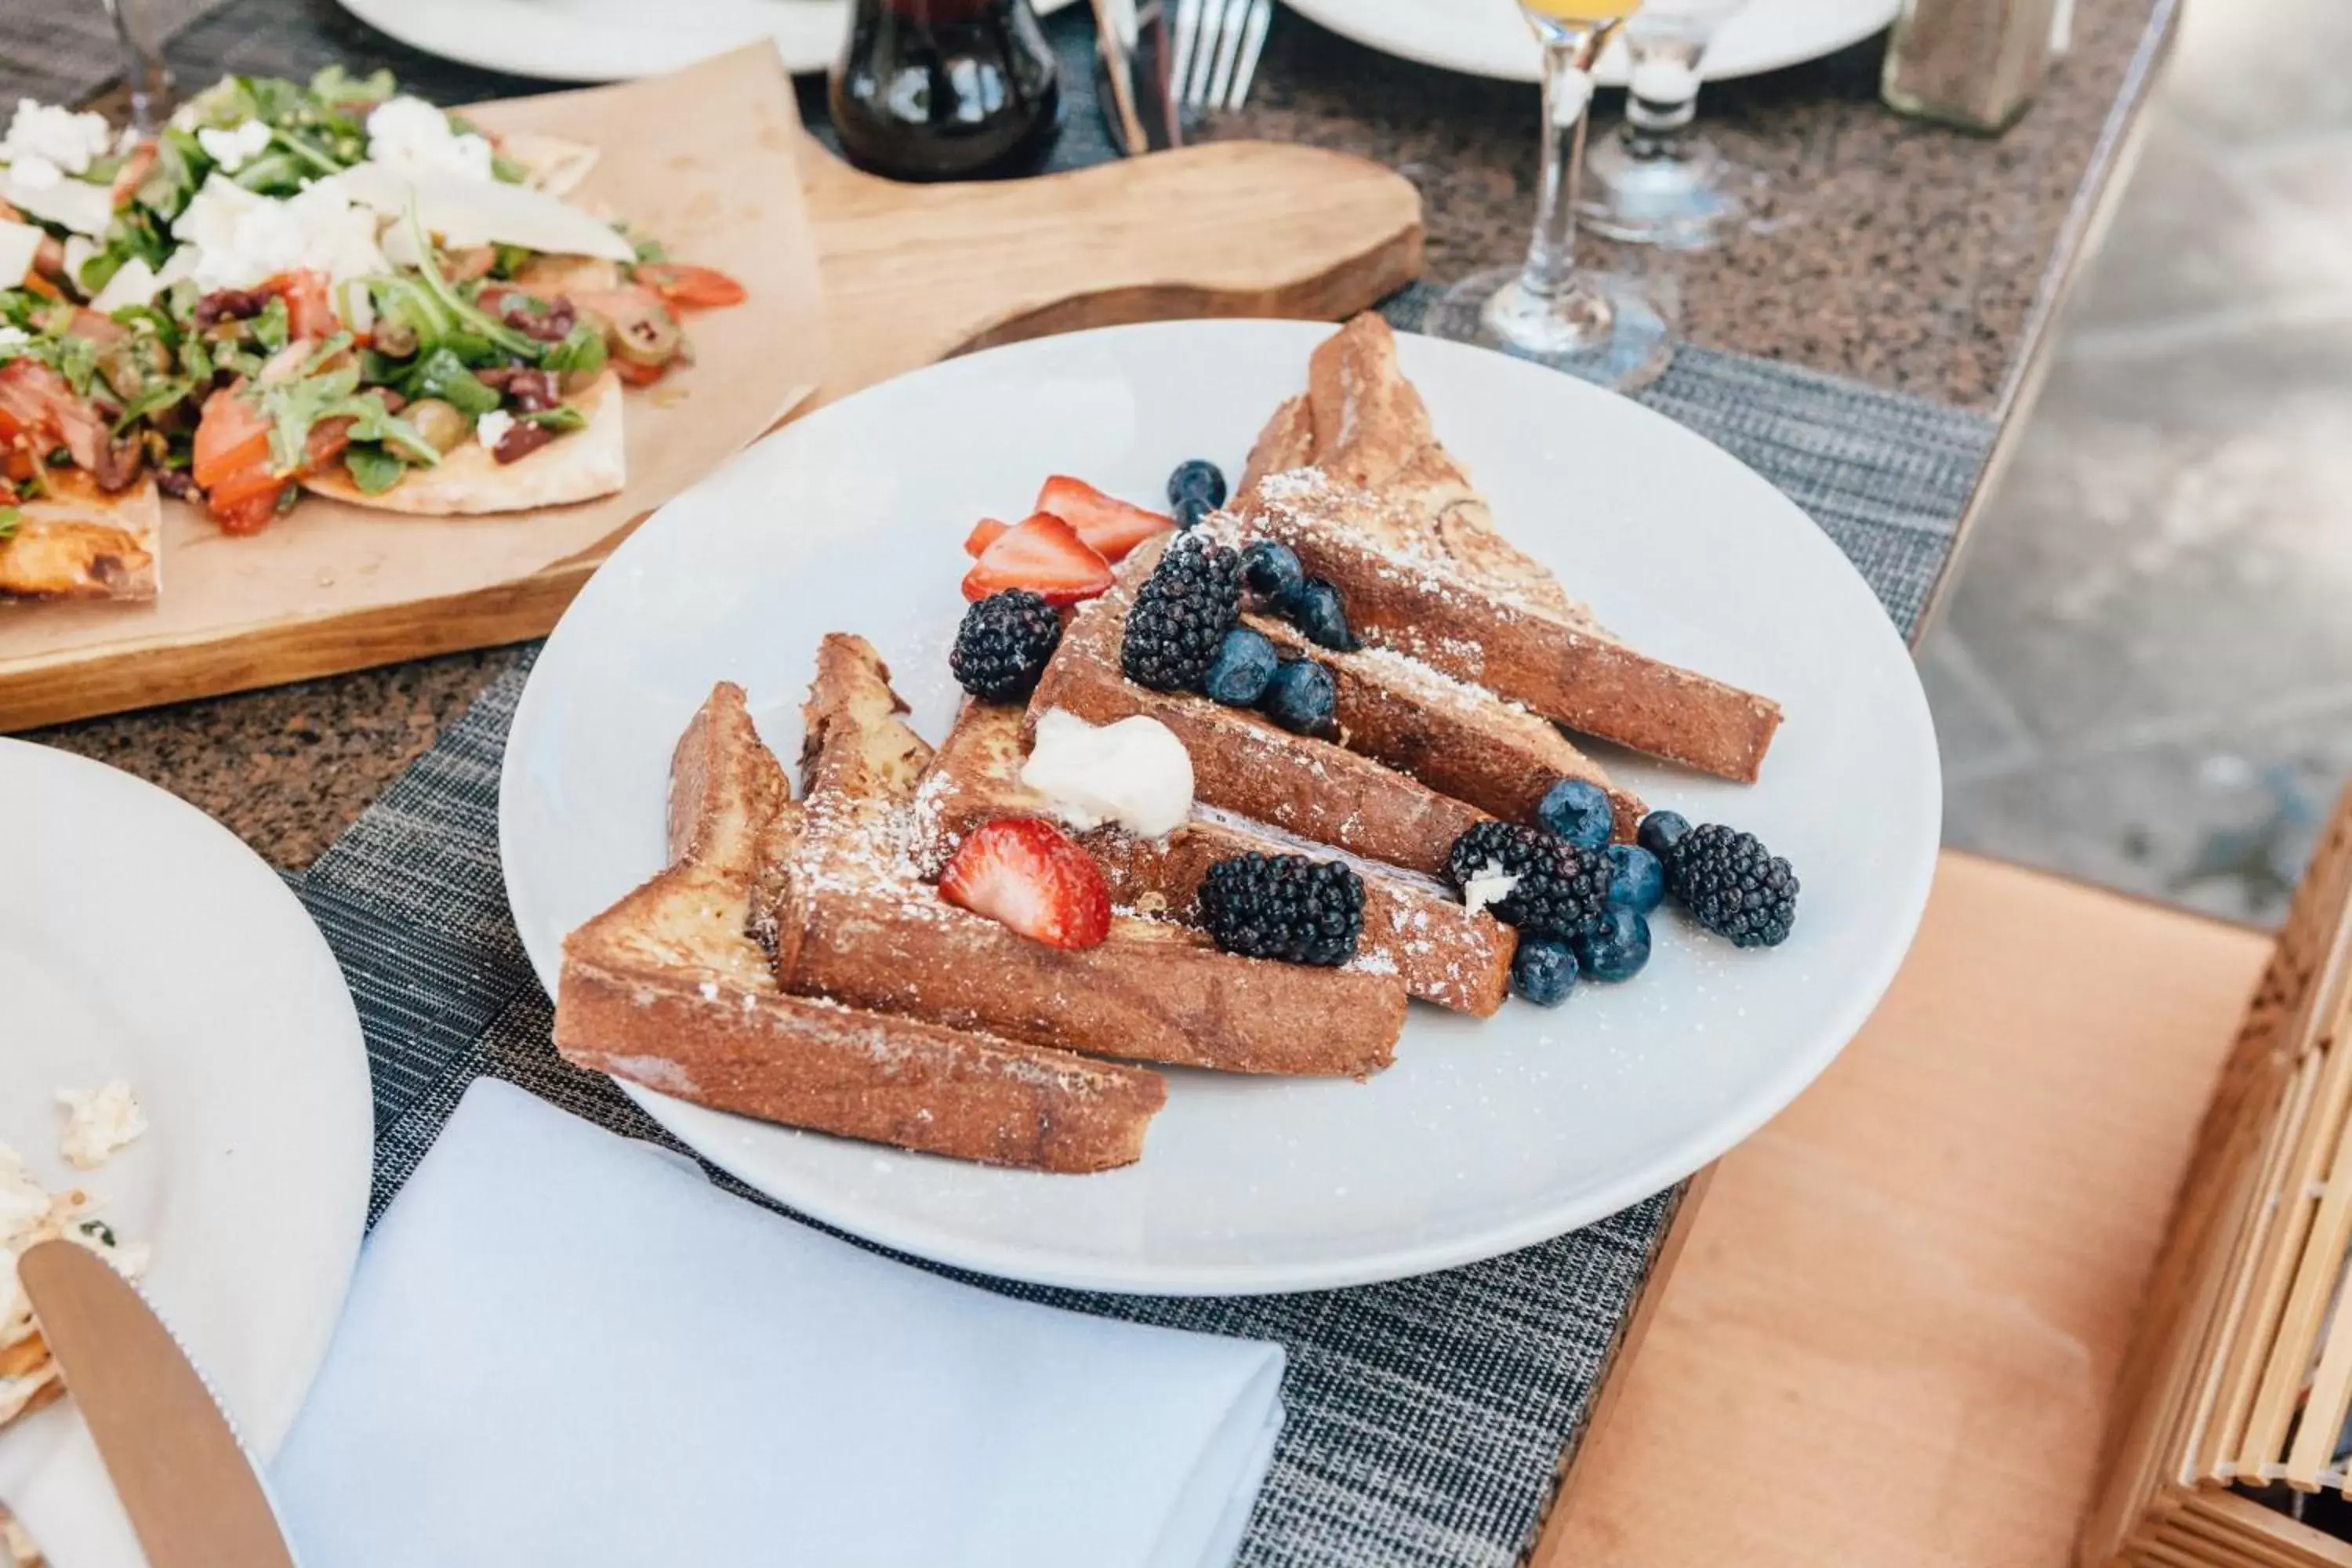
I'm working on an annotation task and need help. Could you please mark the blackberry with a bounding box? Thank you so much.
[949,589,1061,700]
[1198,853,1365,967]
[1445,820,1610,941]
[1664,823,1798,949]
[1120,536,1242,691]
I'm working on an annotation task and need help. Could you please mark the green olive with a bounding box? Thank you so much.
[404,397,469,454]
[604,297,681,368]
[372,321,418,359]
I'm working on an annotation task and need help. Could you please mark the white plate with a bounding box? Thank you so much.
[500,318,1939,1296]
[336,0,1083,83]
[1283,0,1900,85]
[0,742,372,1566]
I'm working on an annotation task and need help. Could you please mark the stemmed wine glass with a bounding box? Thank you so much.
[1421,0,1677,394]
[99,0,174,133]
[1581,0,1757,248]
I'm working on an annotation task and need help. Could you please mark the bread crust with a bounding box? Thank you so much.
[916,700,1515,1016]
[1226,477,1784,783]
[554,682,1167,1173]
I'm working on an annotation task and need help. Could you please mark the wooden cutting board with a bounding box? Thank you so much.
[0,116,1421,731]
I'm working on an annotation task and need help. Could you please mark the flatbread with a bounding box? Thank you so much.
[302,371,626,516]
[0,473,161,602]
[496,130,601,198]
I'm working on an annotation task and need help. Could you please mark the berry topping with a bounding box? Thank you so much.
[1536,778,1614,850]
[1036,474,1174,562]
[1167,458,1228,510]
[1602,843,1664,913]
[963,517,1008,556]
[1664,823,1798,949]
[1241,539,1305,604]
[1203,626,1279,707]
[950,589,1062,702]
[1511,938,1579,1007]
[1444,820,1610,941]
[1284,576,1357,651]
[1198,852,1366,967]
[961,513,1115,606]
[1120,535,1243,691]
[1635,809,1691,860]
[938,817,1113,950]
[1261,657,1337,735]
[1574,907,1653,982]
[1174,495,1214,530]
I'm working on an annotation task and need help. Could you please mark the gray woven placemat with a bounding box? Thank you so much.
[11,5,1992,1561]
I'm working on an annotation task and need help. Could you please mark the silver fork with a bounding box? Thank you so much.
[1169,0,1272,113]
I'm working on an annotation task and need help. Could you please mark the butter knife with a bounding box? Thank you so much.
[1089,0,1184,154]
[18,1240,299,1568]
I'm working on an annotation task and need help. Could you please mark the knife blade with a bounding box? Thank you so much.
[17,1240,298,1568]
[1090,0,1184,154]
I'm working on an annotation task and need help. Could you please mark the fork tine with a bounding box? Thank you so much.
[1187,0,1228,107]
[1204,0,1249,107]
[1169,0,1201,105]
[1225,0,1270,110]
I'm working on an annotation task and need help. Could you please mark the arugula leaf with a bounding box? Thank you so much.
[367,274,454,353]
[268,125,345,177]
[49,334,100,398]
[406,210,542,361]
[250,295,291,352]
[230,149,309,194]
[491,243,532,280]
[340,443,408,494]
[519,405,586,434]
[0,506,18,544]
[310,65,397,107]
[137,129,205,220]
[542,322,606,377]
[113,376,194,434]
[337,397,441,465]
[401,347,501,416]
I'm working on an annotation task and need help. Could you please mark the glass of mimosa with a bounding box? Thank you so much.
[1422,0,1679,392]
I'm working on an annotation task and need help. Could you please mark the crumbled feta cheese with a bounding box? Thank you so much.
[0,162,110,234]
[5,154,61,191]
[56,1080,147,1170]
[0,325,28,352]
[195,118,274,173]
[365,96,493,183]
[0,220,38,288]
[60,233,96,284]
[0,99,113,176]
[161,172,387,293]
[1461,861,1519,918]
[1,1134,146,1359]
[89,255,158,313]
[475,408,515,451]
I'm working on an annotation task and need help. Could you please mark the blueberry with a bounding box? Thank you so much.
[1167,459,1227,510]
[1574,908,1652,982]
[1536,778,1613,850]
[1242,539,1305,604]
[1603,844,1664,913]
[1261,658,1337,735]
[1636,809,1691,860]
[1511,938,1579,1007]
[1174,495,1214,530]
[1286,577,1356,651]
[1203,626,1279,706]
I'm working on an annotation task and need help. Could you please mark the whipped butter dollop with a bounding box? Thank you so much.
[1020,709,1194,839]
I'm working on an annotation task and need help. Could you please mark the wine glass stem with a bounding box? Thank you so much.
[101,0,172,135]
[1517,28,1611,310]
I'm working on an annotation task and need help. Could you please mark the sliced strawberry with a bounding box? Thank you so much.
[1036,474,1173,562]
[963,516,1009,556]
[960,513,1113,605]
[938,818,1113,950]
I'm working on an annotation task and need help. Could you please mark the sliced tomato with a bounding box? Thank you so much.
[1035,475,1173,562]
[67,309,127,347]
[633,263,746,310]
[20,273,63,302]
[0,359,104,471]
[960,513,1114,606]
[110,140,157,207]
[192,384,288,532]
[964,517,1010,556]
[304,414,355,473]
[257,270,339,341]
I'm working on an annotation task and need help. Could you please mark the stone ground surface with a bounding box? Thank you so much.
[1918,0,2352,927]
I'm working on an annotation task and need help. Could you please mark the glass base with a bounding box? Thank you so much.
[1421,266,1678,394]
[1578,132,1756,250]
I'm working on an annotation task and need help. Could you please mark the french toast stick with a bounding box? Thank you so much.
[554,681,1166,1173]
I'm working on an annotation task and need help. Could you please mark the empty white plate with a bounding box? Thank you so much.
[1282,0,1900,85]
[0,742,372,1567]
[336,0,1083,82]
[499,318,1940,1295]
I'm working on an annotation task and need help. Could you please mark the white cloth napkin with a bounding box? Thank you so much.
[271,1081,1283,1568]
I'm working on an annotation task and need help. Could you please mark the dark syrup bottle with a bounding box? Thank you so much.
[829,0,1063,180]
